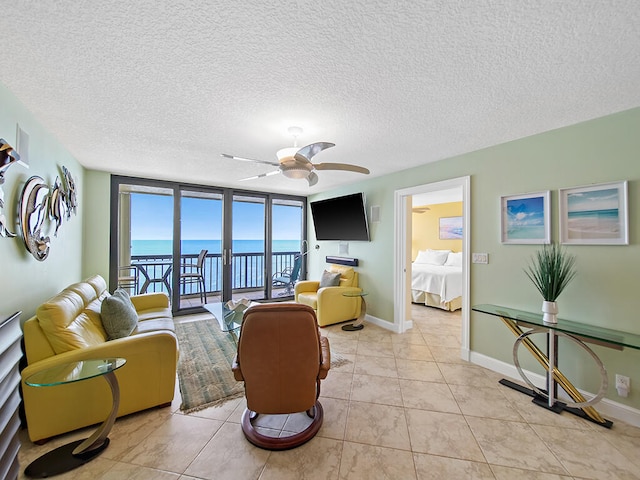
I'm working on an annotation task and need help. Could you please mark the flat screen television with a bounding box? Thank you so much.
[310,192,370,241]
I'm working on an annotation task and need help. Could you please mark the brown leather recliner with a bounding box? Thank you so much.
[232,303,330,450]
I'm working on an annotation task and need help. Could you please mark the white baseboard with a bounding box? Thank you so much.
[470,351,640,428]
[363,314,407,333]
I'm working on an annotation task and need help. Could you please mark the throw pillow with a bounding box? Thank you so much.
[444,251,463,267]
[414,249,450,265]
[319,270,342,288]
[101,288,139,340]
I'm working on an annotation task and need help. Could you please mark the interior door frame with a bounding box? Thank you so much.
[393,175,471,361]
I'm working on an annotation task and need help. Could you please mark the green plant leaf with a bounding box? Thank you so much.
[524,243,576,301]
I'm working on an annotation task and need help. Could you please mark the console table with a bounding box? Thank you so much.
[472,304,640,428]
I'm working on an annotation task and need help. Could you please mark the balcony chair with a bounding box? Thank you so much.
[117,265,139,294]
[180,249,208,303]
[272,254,302,296]
[295,264,362,327]
[232,303,331,450]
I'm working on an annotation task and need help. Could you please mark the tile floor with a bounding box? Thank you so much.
[18,305,640,479]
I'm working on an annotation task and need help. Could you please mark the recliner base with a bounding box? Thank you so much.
[240,401,324,450]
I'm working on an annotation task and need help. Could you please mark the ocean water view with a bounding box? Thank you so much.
[567,208,620,238]
[506,225,545,239]
[132,239,301,256]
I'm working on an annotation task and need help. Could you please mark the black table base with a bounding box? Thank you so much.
[25,438,109,478]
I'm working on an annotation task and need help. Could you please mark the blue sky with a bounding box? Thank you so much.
[130,193,302,241]
[506,196,544,227]
[567,188,619,213]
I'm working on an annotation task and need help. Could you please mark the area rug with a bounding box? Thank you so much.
[175,318,352,413]
[175,320,245,413]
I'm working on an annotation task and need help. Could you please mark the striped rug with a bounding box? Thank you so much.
[175,317,351,413]
[175,319,245,413]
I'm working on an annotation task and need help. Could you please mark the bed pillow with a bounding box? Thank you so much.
[444,251,462,267]
[101,288,139,340]
[414,249,450,265]
[319,270,342,288]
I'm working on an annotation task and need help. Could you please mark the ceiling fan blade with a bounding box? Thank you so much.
[307,171,319,186]
[221,153,279,167]
[294,142,335,163]
[313,162,370,175]
[239,170,280,181]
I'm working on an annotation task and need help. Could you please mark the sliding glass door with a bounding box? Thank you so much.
[229,194,266,302]
[271,198,306,297]
[179,189,223,309]
[111,176,307,315]
[113,182,174,298]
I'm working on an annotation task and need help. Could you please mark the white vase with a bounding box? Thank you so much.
[542,300,558,324]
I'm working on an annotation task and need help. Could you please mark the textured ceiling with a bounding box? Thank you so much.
[1,1,639,195]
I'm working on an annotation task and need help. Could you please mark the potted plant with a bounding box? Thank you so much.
[524,243,577,323]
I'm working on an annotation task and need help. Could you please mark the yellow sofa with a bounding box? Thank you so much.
[21,274,178,443]
[295,264,362,327]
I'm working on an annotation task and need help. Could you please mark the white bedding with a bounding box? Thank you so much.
[411,263,462,304]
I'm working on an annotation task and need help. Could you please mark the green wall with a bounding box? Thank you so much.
[309,107,640,408]
[0,81,86,320]
[2,77,639,411]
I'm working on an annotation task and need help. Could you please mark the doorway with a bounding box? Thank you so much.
[393,176,471,361]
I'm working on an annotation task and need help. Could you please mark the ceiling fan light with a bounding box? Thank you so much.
[280,166,310,179]
[276,147,298,162]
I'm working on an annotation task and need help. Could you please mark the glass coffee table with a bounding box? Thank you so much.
[204,302,249,336]
[24,358,126,478]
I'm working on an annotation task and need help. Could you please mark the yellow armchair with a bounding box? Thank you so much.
[295,264,362,327]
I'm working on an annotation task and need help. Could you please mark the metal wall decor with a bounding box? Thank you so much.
[0,138,21,238]
[62,165,77,218]
[19,176,51,261]
[18,166,78,261]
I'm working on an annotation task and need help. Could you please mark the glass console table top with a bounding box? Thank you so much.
[25,358,126,387]
[472,304,640,351]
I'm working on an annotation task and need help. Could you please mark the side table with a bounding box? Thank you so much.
[24,358,126,478]
[341,291,368,331]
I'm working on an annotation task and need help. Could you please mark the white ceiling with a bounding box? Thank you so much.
[1,1,639,196]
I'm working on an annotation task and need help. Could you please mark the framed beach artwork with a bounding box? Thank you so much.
[559,181,628,245]
[500,191,550,244]
[439,216,463,240]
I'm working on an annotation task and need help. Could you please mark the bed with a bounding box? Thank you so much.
[411,250,462,311]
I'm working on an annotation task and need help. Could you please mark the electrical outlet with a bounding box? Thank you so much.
[472,253,489,264]
[616,374,631,397]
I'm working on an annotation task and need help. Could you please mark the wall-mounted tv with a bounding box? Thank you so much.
[310,192,370,241]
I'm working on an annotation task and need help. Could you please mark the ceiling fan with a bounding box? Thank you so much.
[221,127,370,186]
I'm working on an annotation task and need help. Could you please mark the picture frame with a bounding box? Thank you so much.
[559,181,628,245]
[439,216,463,240]
[500,191,550,244]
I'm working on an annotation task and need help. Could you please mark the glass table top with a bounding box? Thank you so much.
[472,304,640,351]
[25,358,126,387]
[204,302,248,332]
[342,291,368,297]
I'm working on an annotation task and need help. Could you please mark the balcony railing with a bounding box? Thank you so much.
[125,251,300,299]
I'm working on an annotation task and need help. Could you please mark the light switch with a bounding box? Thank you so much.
[472,253,489,264]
